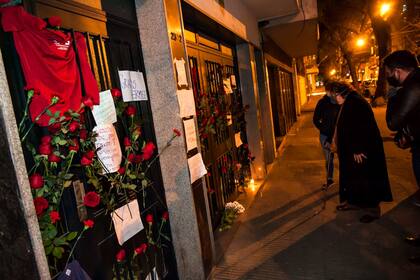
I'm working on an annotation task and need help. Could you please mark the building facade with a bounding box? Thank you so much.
[0,0,317,279]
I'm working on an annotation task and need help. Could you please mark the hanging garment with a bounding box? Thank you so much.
[0,6,99,126]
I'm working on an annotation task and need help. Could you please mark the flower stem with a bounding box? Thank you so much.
[63,229,86,270]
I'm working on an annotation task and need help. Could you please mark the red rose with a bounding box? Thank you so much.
[134,243,147,255]
[85,150,95,160]
[118,167,125,175]
[83,219,94,229]
[39,143,52,155]
[221,166,227,174]
[142,142,156,160]
[123,137,131,147]
[29,173,44,189]
[146,213,153,224]
[134,155,143,164]
[116,249,126,262]
[127,153,135,163]
[69,121,80,133]
[243,144,248,149]
[80,156,93,166]
[173,128,182,137]
[82,97,94,108]
[79,129,88,140]
[125,105,136,117]
[48,123,61,134]
[48,153,61,163]
[83,191,100,207]
[69,139,79,152]
[50,211,60,224]
[34,197,48,216]
[111,88,122,98]
[41,135,52,144]
[48,16,62,27]
[162,211,169,221]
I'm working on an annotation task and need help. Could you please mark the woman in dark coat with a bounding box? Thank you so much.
[330,82,393,223]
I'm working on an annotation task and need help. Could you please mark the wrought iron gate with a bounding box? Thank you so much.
[187,34,250,229]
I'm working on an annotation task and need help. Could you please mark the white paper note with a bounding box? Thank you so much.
[230,75,237,88]
[235,132,243,148]
[111,200,144,246]
[223,78,233,94]
[93,124,122,173]
[188,153,207,183]
[174,58,188,87]
[92,90,117,125]
[145,267,159,280]
[118,70,148,102]
[177,89,196,118]
[183,119,198,152]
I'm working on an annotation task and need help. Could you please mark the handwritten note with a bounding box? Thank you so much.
[177,89,196,118]
[174,58,188,87]
[93,124,122,173]
[183,119,198,152]
[230,75,237,88]
[118,70,148,102]
[235,132,243,147]
[188,153,207,183]
[111,200,144,246]
[92,90,117,125]
[223,78,233,94]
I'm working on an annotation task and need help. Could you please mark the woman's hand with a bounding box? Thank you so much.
[353,153,367,164]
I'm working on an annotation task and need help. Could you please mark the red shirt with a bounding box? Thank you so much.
[0,6,99,126]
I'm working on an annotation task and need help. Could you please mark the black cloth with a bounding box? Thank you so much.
[58,260,91,280]
[313,95,340,142]
[336,92,393,207]
[386,68,420,144]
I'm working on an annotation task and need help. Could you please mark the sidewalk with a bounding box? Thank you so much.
[212,100,420,280]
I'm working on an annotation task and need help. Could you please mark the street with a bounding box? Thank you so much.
[213,98,420,280]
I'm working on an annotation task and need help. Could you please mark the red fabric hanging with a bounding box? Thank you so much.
[0,6,99,126]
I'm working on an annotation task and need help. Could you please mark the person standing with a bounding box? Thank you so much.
[330,82,393,223]
[384,50,420,262]
[313,81,340,188]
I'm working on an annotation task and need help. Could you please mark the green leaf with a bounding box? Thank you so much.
[48,118,56,125]
[70,112,80,118]
[66,232,78,241]
[52,246,64,259]
[63,180,72,188]
[53,111,60,118]
[45,244,54,255]
[64,173,74,180]
[125,184,137,190]
[46,110,53,117]
[128,174,137,180]
[53,238,69,247]
[58,139,68,146]
[46,225,58,239]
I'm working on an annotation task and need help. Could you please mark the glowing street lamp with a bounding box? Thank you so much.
[356,38,366,48]
[379,3,391,18]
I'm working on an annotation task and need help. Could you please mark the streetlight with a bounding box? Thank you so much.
[356,37,366,48]
[379,2,392,18]
[330,69,337,76]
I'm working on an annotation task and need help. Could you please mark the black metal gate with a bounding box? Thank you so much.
[0,1,177,279]
[186,32,250,229]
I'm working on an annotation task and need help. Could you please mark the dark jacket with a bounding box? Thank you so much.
[337,92,392,206]
[386,68,420,144]
[313,95,340,142]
